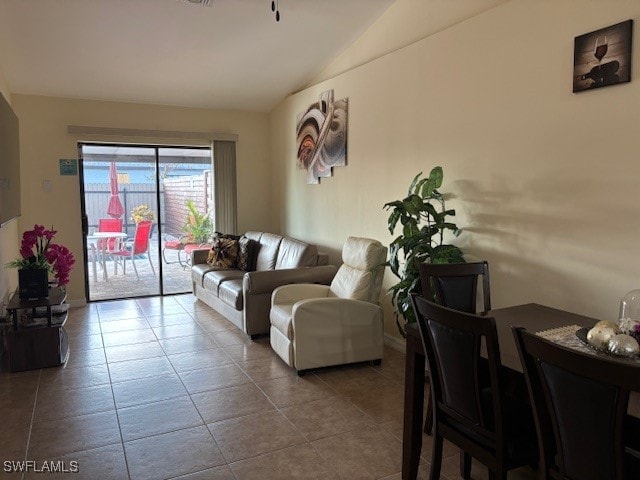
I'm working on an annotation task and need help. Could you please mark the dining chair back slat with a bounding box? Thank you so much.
[419,261,491,314]
[513,327,640,480]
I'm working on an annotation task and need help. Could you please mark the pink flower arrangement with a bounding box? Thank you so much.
[6,224,75,287]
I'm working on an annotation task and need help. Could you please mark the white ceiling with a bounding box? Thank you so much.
[0,0,395,112]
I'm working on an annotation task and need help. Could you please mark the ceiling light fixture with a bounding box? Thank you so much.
[270,0,280,22]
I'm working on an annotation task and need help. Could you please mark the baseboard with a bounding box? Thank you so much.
[384,332,406,354]
[68,298,87,308]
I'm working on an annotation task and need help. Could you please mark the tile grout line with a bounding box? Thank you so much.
[102,315,133,480]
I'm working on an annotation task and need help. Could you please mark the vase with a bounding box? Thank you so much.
[18,268,49,299]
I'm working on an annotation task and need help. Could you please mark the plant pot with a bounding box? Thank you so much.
[18,268,49,299]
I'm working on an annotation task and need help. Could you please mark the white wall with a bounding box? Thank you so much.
[270,0,640,339]
[310,0,509,85]
[0,68,18,309]
[12,95,271,304]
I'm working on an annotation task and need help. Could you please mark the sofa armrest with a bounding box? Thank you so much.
[272,284,331,305]
[191,248,210,265]
[243,265,338,295]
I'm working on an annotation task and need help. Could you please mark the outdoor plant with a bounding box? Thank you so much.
[182,200,213,244]
[384,166,464,336]
[130,204,155,224]
[5,224,75,286]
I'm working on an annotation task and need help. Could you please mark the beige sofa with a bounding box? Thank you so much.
[191,231,337,337]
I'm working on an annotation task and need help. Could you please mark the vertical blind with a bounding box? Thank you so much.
[213,140,238,234]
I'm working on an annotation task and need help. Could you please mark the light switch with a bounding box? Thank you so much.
[43,180,53,192]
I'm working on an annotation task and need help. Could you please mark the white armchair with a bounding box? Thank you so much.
[269,237,387,375]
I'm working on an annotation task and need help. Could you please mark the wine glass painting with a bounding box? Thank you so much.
[573,20,633,93]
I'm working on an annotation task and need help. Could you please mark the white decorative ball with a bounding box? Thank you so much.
[594,320,620,334]
[587,326,617,350]
[607,334,640,357]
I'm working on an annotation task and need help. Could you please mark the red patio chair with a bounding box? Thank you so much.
[97,218,123,252]
[109,220,155,280]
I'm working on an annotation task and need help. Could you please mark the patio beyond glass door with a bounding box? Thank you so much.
[79,144,213,302]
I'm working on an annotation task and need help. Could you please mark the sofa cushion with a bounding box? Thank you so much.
[275,237,318,269]
[218,279,243,310]
[203,270,245,294]
[255,233,282,271]
[244,231,262,242]
[191,263,215,287]
[207,237,239,268]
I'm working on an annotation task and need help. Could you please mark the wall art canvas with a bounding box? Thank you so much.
[573,20,633,93]
[296,89,348,184]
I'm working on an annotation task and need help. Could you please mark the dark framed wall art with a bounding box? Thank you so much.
[573,19,633,93]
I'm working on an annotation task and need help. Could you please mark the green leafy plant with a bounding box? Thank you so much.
[182,200,213,244]
[384,166,464,336]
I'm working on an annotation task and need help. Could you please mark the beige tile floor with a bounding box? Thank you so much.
[0,294,539,480]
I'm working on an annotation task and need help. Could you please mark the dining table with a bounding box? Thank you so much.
[401,302,640,480]
[86,231,128,281]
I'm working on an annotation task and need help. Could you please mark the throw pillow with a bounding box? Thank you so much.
[237,236,258,271]
[206,237,239,268]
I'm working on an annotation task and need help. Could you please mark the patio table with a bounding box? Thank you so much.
[87,232,127,281]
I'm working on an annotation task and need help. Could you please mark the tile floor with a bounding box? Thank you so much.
[0,294,539,480]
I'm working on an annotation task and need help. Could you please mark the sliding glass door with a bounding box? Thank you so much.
[79,144,213,302]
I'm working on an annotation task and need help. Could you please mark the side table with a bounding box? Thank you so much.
[4,287,70,372]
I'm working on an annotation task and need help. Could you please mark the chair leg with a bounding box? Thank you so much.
[131,257,139,280]
[424,395,434,435]
[460,451,471,479]
[148,254,156,275]
[428,433,443,480]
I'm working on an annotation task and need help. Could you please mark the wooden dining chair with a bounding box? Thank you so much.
[411,295,538,480]
[419,261,492,459]
[513,327,640,480]
[419,261,491,314]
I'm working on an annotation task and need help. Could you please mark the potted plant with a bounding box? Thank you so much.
[384,166,464,336]
[182,200,213,244]
[130,204,155,224]
[5,224,75,298]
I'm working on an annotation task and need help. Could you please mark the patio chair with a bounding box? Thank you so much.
[162,233,191,268]
[97,218,123,253]
[109,220,156,280]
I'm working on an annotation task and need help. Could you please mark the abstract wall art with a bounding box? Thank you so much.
[573,20,633,93]
[296,89,348,184]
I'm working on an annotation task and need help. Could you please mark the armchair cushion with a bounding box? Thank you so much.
[329,237,386,302]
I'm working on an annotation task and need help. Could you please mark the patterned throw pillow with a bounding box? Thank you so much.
[206,237,239,268]
[237,236,258,271]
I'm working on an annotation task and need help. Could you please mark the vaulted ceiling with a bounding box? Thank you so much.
[0,0,395,111]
